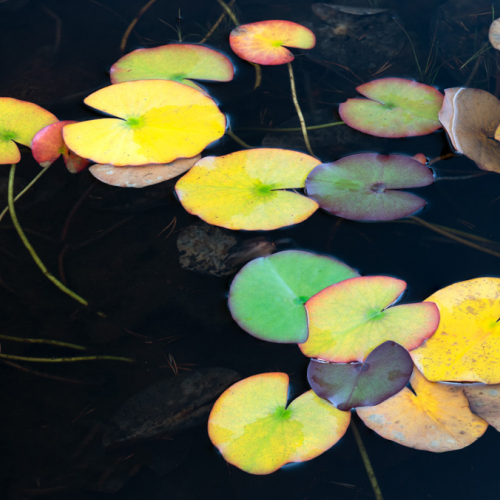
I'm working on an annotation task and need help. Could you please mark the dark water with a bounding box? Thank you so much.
[1,0,500,499]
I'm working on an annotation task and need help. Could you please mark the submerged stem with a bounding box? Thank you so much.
[0,334,87,351]
[237,121,344,132]
[226,129,253,149]
[287,62,315,157]
[0,353,134,363]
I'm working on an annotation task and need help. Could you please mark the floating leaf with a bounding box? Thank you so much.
[357,367,488,452]
[63,80,226,167]
[299,276,439,362]
[228,250,359,343]
[308,341,413,411]
[305,153,434,221]
[0,98,57,164]
[339,78,444,138]
[175,148,320,230]
[208,372,350,474]
[463,383,500,432]
[438,87,462,151]
[32,121,90,173]
[411,278,500,384]
[489,18,500,50]
[229,20,315,65]
[89,155,201,188]
[110,44,234,91]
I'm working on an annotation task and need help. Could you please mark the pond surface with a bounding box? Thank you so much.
[1,0,500,498]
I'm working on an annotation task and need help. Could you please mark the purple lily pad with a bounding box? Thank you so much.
[307,341,413,411]
[305,153,434,221]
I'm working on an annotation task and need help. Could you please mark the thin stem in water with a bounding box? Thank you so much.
[0,353,134,363]
[226,129,253,149]
[237,121,344,133]
[0,334,87,351]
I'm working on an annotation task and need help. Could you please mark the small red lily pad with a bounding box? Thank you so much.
[229,20,316,65]
[339,78,444,138]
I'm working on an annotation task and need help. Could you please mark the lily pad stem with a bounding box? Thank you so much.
[7,163,92,308]
[287,62,315,157]
[0,334,87,351]
[236,121,344,132]
[351,419,384,500]
[226,129,253,149]
[0,353,134,363]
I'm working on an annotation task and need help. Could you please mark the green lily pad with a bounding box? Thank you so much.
[208,372,351,475]
[307,341,413,410]
[305,153,434,221]
[228,250,359,343]
[300,275,440,362]
[339,78,444,138]
[110,44,234,91]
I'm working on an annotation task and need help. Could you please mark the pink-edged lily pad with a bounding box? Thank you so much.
[89,155,201,188]
[305,153,434,221]
[110,44,234,92]
[339,78,444,138]
[228,250,359,344]
[299,276,440,363]
[0,98,57,164]
[307,341,413,411]
[229,20,316,65]
[208,372,350,474]
[32,121,90,173]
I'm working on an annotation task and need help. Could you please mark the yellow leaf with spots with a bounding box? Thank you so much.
[357,367,488,452]
[411,277,500,383]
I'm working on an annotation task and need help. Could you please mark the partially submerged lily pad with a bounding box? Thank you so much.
[228,250,359,343]
[89,155,201,188]
[208,372,350,474]
[299,276,440,362]
[411,278,500,384]
[229,20,316,65]
[305,153,434,221]
[63,80,226,166]
[357,367,488,452]
[308,341,413,411]
[339,78,444,138]
[175,149,320,230]
[0,97,57,164]
[464,383,500,431]
[110,44,234,91]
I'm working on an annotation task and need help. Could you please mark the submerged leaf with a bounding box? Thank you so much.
[463,383,500,432]
[208,372,350,474]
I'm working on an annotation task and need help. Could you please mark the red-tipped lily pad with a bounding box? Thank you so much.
[32,121,90,173]
[339,78,444,138]
[175,149,320,230]
[299,276,440,362]
[0,98,57,164]
[208,372,350,474]
[229,20,315,65]
[305,153,434,221]
[110,44,234,91]
[228,250,359,344]
[63,80,226,167]
[307,341,413,411]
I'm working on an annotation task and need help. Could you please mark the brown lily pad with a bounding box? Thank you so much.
[464,383,500,432]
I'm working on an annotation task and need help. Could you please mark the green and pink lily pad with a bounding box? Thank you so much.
[208,372,350,475]
[299,276,440,362]
[0,97,57,164]
[32,121,90,173]
[228,250,359,343]
[110,44,234,91]
[307,341,413,411]
[305,153,434,221]
[229,20,316,65]
[339,78,444,138]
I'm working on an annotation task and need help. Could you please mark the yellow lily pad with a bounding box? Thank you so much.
[63,80,226,167]
[175,148,320,230]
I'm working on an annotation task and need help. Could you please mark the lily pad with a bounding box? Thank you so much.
[175,149,320,230]
[307,341,413,411]
[299,276,440,362]
[438,87,461,151]
[63,80,226,167]
[228,250,359,343]
[89,155,201,188]
[229,20,316,65]
[489,18,500,50]
[110,44,234,91]
[357,367,488,452]
[339,78,444,138]
[208,372,350,475]
[305,153,434,221]
[463,383,500,432]
[0,97,57,164]
[32,120,90,173]
[411,277,500,384]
